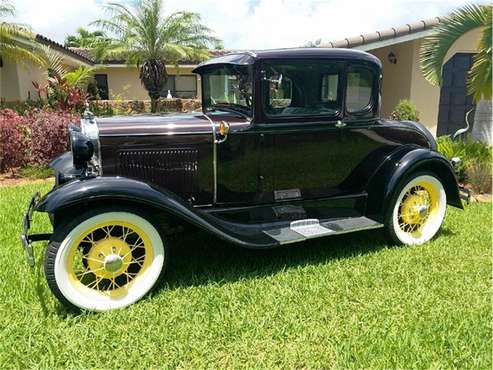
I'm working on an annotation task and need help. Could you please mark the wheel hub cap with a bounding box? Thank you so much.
[104,254,123,273]
[86,237,132,279]
[400,192,430,225]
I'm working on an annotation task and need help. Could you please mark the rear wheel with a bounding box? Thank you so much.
[386,173,447,245]
[44,207,166,311]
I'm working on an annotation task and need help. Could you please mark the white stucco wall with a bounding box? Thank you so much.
[368,27,482,136]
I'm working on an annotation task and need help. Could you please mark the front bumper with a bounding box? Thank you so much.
[20,193,52,266]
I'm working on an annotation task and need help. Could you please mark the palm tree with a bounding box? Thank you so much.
[420,4,492,144]
[93,0,221,112]
[64,27,110,48]
[0,0,42,65]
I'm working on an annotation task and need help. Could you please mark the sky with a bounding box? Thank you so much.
[9,0,480,49]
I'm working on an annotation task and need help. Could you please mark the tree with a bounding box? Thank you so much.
[64,27,110,48]
[420,4,492,144]
[93,0,221,112]
[0,0,42,65]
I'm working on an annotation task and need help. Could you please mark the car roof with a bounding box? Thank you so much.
[193,48,382,73]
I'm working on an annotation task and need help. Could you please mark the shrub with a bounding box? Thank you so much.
[437,135,492,186]
[89,98,202,116]
[391,99,420,121]
[0,109,29,173]
[465,160,492,193]
[28,110,80,166]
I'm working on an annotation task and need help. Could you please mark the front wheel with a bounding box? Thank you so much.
[386,173,447,245]
[44,208,167,311]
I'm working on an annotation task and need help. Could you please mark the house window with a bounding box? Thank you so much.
[94,74,109,100]
[161,75,197,99]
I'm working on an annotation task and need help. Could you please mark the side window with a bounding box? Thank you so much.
[321,73,338,102]
[346,67,374,113]
[264,60,342,118]
[269,76,292,110]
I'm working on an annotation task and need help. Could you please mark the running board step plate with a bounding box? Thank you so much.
[263,217,383,245]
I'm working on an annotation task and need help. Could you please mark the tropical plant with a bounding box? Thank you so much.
[437,134,492,182]
[93,0,221,112]
[390,99,420,121]
[34,46,101,112]
[0,0,42,65]
[64,27,110,48]
[420,4,492,144]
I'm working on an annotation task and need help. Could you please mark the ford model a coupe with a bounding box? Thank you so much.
[22,48,462,311]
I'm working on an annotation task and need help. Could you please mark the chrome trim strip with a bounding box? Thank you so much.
[202,113,218,204]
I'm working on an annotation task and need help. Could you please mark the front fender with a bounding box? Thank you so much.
[36,176,276,248]
[366,147,463,221]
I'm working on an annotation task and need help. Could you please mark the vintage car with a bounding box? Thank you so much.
[21,48,462,311]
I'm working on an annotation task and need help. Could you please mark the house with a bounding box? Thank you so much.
[1,16,481,137]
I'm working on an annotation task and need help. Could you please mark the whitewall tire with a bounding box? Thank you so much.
[387,173,447,245]
[44,208,166,312]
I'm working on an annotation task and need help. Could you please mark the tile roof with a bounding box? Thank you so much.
[66,47,242,65]
[35,35,95,64]
[319,17,442,49]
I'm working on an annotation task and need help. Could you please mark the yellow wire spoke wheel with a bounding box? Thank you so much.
[49,211,165,312]
[68,221,153,294]
[391,174,446,245]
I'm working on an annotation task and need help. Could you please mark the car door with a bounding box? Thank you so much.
[257,60,382,205]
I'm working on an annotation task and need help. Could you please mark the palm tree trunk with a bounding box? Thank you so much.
[471,100,492,145]
[150,98,158,113]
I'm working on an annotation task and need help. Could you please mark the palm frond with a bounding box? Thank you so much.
[0,22,43,65]
[420,4,489,86]
[38,45,68,78]
[467,6,492,101]
[0,0,14,18]
[63,65,102,88]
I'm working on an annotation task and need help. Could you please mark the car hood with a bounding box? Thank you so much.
[96,113,213,136]
[96,112,252,137]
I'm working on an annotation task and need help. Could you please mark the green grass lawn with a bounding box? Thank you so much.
[0,181,491,369]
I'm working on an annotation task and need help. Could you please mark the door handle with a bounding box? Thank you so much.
[335,120,346,128]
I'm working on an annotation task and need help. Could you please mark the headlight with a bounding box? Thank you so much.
[80,109,102,174]
[69,126,94,169]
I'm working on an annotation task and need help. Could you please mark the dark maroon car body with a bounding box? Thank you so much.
[22,48,462,253]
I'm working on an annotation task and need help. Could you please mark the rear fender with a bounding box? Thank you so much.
[36,177,272,248]
[366,147,463,222]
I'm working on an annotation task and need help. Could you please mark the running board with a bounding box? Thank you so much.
[263,217,383,245]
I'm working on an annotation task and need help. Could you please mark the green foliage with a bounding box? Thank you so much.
[33,46,102,112]
[0,0,43,66]
[64,27,110,48]
[437,135,492,183]
[0,182,491,368]
[468,6,492,101]
[63,66,101,89]
[420,4,492,102]
[390,99,420,121]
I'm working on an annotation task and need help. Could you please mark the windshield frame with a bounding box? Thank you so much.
[201,64,254,117]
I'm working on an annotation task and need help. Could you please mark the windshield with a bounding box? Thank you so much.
[202,65,253,116]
